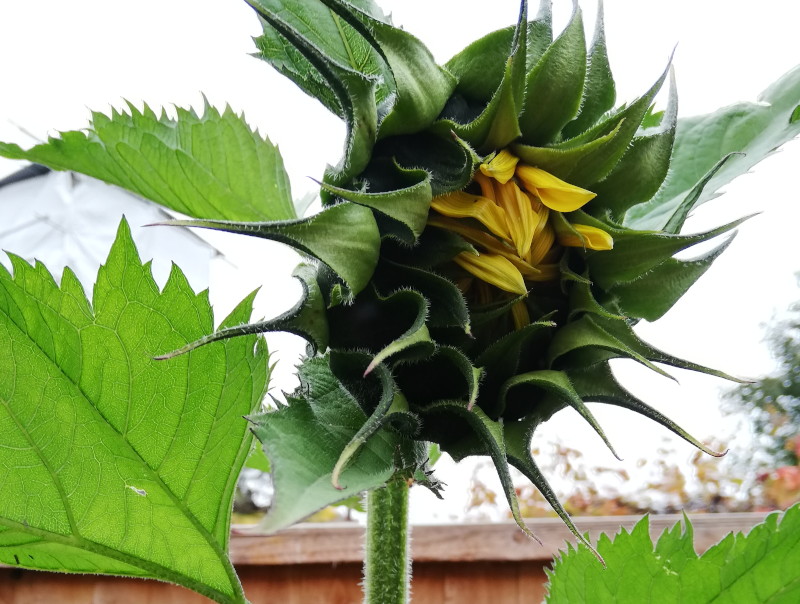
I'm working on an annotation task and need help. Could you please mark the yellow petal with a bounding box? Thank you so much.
[453,252,528,295]
[511,300,530,330]
[427,216,541,278]
[516,165,596,212]
[496,181,536,258]
[557,223,614,250]
[479,149,520,184]
[526,222,556,267]
[525,263,560,282]
[473,171,497,200]
[431,191,511,240]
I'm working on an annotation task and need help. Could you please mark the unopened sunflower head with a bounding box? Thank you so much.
[168,0,766,547]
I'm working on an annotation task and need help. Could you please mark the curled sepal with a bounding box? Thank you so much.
[501,370,621,459]
[374,260,471,332]
[431,1,528,152]
[329,352,399,489]
[327,287,435,375]
[567,363,726,457]
[504,418,603,563]
[518,2,586,145]
[318,0,456,138]
[251,356,426,533]
[394,346,482,409]
[155,202,380,298]
[154,264,329,360]
[420,402,541,544]
[318,163,432,243]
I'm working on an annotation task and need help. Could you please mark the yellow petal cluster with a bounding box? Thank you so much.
[428,150,614,319]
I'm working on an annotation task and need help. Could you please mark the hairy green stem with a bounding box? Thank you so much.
[363,475,411,604]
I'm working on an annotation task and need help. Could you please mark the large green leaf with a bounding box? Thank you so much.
[251,355,424,533]
[0,102,295,222]
[0,220,269,604]
[545,504,800,603]
[626,65,800,230]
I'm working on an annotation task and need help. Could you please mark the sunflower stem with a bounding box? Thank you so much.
[363,475,411,604]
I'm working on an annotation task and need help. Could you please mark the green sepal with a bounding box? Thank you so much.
[519,3,586,145]
[547,314,676,379]
[474,321,556,417]
[384,226,475,270]
[0,102,296,223]
[394,346,481,409]
[327,287,434,373]
[560,0,615,138]
[525,60,671,188]
[373,131,480,197]
[589,70,678,221]
[551,314,745,383]
[329,352,399,488]
[430,1,528,152]
[606,233,736,321]
[626,65,800,230]
[420,402,539,543]
[567,277,625,321]
[318,0,456,138]
[246,0,379,188]
[251,355,425,533]
[157,202,380,298]
[499,370,620,459]
[504,417,599,559]
[469,293,528,328]
[374,261,471,332]
[319,163,432,243]
[445,0,552,103]
[512,119,624,185]
[567,363,725,457]
[154,263,329,359]
[586,214,750,289]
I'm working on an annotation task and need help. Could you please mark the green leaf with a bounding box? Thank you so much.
[0,220,268,604]
[251,356,423,533]
[246,0,379,188]
[626,65,800,231]
[545,505,800,604]
[0,102,295,222]
[252,0,391,116]
[519,5,586,144]
[161,201,381,298]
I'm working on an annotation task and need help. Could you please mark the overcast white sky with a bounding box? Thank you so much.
[0,0,799,521]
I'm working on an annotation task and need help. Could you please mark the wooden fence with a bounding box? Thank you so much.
[0,513,769,604]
